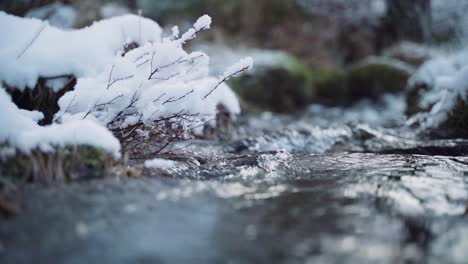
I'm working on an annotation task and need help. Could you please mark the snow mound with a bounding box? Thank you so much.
[0,88,120,158]
[54,15,252,133]
[0,11,163,90]
[144,158,177,169]
[0,12,252,158]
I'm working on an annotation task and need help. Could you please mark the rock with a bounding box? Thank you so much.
[232,54,414,111]
[405,59,468,138]
[314,56,414,106]
[405,91,468,139]
[232,67,311,113]
[229,52,314,113]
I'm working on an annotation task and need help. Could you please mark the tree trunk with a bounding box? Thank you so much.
[377,0,432,50]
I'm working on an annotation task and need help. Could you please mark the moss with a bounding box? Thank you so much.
[232,54,411,112]
[0,145,118,183]
[231,61,314,113]
[313,59,411,106]
[230,53,343,112]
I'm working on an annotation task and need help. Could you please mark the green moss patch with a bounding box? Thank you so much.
[314,57,413,106]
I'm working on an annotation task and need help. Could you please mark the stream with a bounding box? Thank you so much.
[1,95,468,264]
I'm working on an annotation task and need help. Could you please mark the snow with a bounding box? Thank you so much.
[221,57,254,80]
[54,15,250,133]
[144,158,177,169]
[0,11,163,90]
[0,13,251,158]
[193,15,211,31]
[407,46,468,128]
[0,88,121,158]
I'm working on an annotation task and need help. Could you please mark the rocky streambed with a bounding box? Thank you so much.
[2,97,468,264]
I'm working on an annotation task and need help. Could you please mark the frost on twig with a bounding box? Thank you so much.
[203,57,253,100]
[50,14,252,155]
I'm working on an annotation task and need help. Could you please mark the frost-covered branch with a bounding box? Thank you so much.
[0,13,253,158]
[107,65,134,90]
[203,57,253,100]
[175,15,212,46]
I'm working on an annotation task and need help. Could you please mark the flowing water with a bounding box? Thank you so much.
[2,95,468,264]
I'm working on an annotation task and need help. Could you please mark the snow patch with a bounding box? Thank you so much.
[144,158,177,170]
[0,11,162,90]
[0,89,120,158]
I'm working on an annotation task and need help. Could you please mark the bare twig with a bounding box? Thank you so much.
[162,89,194,105]
[62,95,77,114]
[17,22,46,60]
[137,59,150,68]
[150,72,180,81]
[203,66,250,100]
[106,65,134,90]
[148,56,184,80]
[83,94,124,120]
[153,92,166,103]
[95,94,124,108]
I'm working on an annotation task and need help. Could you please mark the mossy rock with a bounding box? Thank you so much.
[0,145,118,183]
[314,57,414,106]
[231,55,413,112]
[232,67,310,113]
[230,54,315,113]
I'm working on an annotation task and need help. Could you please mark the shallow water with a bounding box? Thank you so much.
[2,97,468,264]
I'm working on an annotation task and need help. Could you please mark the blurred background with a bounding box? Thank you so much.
[3,0,468,112]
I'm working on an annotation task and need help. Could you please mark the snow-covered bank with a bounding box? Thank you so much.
[0,12,252,163]
[0,88,120,159]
